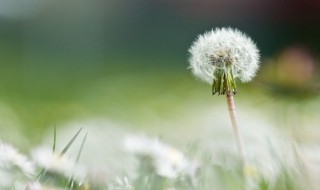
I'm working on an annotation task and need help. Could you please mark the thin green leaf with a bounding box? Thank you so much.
[76,133,87,164]
[60,128,82,156]
[53,126,57,152]
[68,133,88,188]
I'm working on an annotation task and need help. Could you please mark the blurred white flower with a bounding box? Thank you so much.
[189,27,260,94]
[26,181,64,190]
[32,147,86,181]
[108,176,133,190]
[0,141,35,187]
[25,182,42,190]
[41,119,137,185]
[124,135,199,179]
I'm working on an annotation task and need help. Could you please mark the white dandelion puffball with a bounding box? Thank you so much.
[189,27,260,89]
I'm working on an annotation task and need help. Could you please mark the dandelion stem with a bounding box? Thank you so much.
[226,91,246,165]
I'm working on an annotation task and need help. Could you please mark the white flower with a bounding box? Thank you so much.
[50,120,136,180]
[188,27,260,94]
[0,142,35,187]
[124,135,199,179]
[0,142,35,177]
[32,147,86,181]
[25,182,42,190]
[26,181,63,190]
[108,176,133,190]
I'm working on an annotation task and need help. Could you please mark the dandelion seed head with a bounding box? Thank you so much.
[188,27,260,94]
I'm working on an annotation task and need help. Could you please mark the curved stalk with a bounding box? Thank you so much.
[226,91,246,165]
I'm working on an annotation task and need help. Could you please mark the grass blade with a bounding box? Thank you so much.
[76,132,87,164]
[60,128,82,156]
[53,126,57,152]
[68,133,88,189]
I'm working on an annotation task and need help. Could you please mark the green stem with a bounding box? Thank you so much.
[212,66,237,95]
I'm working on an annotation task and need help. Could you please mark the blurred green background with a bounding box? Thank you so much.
[0,0,320,147]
